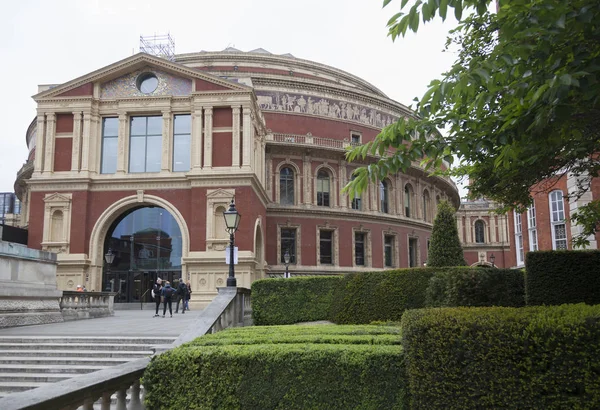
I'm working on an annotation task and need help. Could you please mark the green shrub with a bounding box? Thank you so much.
[526,250,600,305]
[401,304,600,409]
[426,267,525,308]
[251,276,342,325]
[144,335,407,409]
[427,200,467,267]
[329,269,433,324]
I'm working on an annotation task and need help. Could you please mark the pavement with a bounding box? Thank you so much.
[0,309,201,337]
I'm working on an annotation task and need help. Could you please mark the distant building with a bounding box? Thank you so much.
[0,193,21,227]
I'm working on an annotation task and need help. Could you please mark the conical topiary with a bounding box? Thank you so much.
[427,200,467,267]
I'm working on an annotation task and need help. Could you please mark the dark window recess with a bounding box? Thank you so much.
[319,230,333,264]
[317,170,330,207]
[280,228,297,263]
[384,235,394,267]
[355,232,365,266]
[351,133,361,144]
[409,238,418,267]
[280,167,295,205]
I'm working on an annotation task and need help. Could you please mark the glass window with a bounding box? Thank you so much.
[129,116,162,173]
[475,220,485,243]
[351,175,361,211]
[550,191,565,222]
[380,181,389,213]
[355,232,365,266]
[528,204,538,251]
[280,228,296,264]
[317,170,330,207]
[549,191,567,250]
[319,230,333,264]
[173,114,191,172]
[384,235,394,267]
[404,185,412,217]
[423,190,431,222]
[514,212,524,265]
[280,167,295,205]
[101,117,118,174]
[351,133,361,144]
[408,238,418,267]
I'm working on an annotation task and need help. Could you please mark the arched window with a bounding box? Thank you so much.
[475,220,485,243]
[423,190,431,222]
[549,190,567,250]
[317,170,330,207]
[279,167,295,205]
[380,181,389,213]
[404,184,413,217]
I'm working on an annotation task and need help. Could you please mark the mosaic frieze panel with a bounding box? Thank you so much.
[256,91,398,128]
[100,68,192,99]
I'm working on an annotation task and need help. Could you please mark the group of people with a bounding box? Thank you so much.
[152,277,191,318]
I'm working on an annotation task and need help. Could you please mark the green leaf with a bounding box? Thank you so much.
[383,0,393,7]
[439,0,448,19]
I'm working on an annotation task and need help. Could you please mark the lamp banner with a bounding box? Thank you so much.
[225,246,239,265]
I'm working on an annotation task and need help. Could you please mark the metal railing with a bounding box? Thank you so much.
[0,287,252,410]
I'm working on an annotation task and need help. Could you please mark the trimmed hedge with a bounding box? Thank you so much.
[144,325,407,409]
[401,304,600,409]
[329,269,434,324]
[426,267,525,308]
[526,250,600,305]
[251,276,341,325]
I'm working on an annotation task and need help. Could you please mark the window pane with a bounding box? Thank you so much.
[129,136,146,172]
[101,137,118,174]
[384,235,393,267]
[174,114,191,134]
[146,135,162,172]
[173,134,190,172]
[130,117,147,136]
[320,230,332,264]
[147,116,163,135]
[355,233,365,266]
[281,228,296,263]
[103,118,119,137]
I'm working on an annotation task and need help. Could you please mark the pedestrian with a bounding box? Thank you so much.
[76,285,84,292]
[185,281,192,311]
[174,279,188,314]
[152,277,163,318]
[161,281,177,318]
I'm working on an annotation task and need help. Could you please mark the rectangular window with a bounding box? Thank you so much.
[351,132,361,145]
[351,196,362,210]
[384,235,394,267]
[527,205,538,251]
[280,228,297,264]
[408,238,418,267]
[354,232,365,266]
[553,224,568,250]
[173,114,191,172]
[129,116,162,173]
[514,212,524,265]
[319,230,333,264]
[101,117,118,174]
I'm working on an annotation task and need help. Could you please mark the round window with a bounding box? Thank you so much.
[136,73,158,94]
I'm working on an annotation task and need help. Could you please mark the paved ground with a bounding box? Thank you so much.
[0,309,201,337]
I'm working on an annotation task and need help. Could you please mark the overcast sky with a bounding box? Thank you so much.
[0,0,459,193]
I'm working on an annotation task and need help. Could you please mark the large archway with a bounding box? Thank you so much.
[103,206,183,303]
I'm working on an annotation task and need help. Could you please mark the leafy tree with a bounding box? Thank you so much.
[346,0,600,247]
[427,200,467,267]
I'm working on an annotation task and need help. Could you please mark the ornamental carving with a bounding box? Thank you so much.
[100,68,192,99]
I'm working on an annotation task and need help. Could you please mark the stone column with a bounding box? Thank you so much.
[490,215,497,244]
[43,113,56,173]
[567,171,598,249]
[34,114,46,173]
[260,139,267,186]
[191,109,203,170]
[303,155,312,205]
[80,113,91,172]
[457,215,464,244]
[339,161,348,208]
[203,107,213,168]
[161,110,172,172]
[466,216,473,244]
[71,112,82,172]
[242,106,252,167]
[232,106,241,167]
[116,113,128,174]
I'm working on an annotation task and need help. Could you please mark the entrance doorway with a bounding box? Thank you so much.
[103,206,183,303]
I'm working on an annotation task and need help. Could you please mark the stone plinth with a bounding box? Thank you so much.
[0,241,63,328]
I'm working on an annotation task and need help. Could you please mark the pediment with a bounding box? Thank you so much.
[43,193,72,203]
[206,188,236,200]
[34,53,249,100]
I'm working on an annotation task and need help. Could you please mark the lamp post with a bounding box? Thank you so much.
[490,253,496,268]
[105,248,115,291]
[284,250,291,278]
[223,199,241,287]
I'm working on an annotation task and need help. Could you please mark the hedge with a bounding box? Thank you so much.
[526,250,600,306]
[426,267,525,308]
[329,269,434,324]
[251,276,342,325]
[144,325,407,409]
[401,304,600,409]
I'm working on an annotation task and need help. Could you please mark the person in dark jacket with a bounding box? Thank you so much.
[185,281,192,311]
[174,279,188,314]
[161,281,177,317]
[152,278,163,318]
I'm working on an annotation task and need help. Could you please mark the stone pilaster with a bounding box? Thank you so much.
[161,110,172,172]
[303,155,312,205]
[203,107,213,168]
[34,114,46,174]
[466,216,473,244]
[191,109,203,170]
[242,106,252,167]
[71,112,82,171]
[43,114,56,173]
[456,215,464,243]
[490,215,497,244]
[232,106,241,167]
[339,161,348,208]
[567,171,598,249]
[80,113,91,172]
[116,113,127,174]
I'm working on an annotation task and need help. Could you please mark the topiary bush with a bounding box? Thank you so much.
[427,200,467,267]
[526,250,600,305]
[426,267,525,308]
[143,325,408,409]
[251,276,342,325]
[329,269,434,324]
[401,304,600,409]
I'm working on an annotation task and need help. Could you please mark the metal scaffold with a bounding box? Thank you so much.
[139,34,175,61]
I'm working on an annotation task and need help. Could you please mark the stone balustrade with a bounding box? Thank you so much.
[59,291,116,321]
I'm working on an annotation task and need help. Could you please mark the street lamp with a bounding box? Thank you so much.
[105,248,115,291]
[284,250,291,278]
[223,199,241,287]
[490,253,496,268]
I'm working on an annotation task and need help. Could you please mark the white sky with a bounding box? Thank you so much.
[0,0,459,193]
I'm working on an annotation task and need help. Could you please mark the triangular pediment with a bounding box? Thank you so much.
[43,193,72,203]
[206,188,236,200]
[34,53,249,100]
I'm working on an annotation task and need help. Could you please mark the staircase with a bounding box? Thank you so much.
[0,336,174,399]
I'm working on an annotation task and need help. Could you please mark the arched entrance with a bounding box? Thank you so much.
[103,206,183,303]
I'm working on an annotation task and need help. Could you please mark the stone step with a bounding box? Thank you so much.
[0,357,136,366]
[0,336,175,345]
[0,349,153,358]
[0,342,159,351]
[0,372,75,383]
[0,381,47,393]
[0,364,110,374]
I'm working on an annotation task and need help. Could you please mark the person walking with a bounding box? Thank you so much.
[174,279,188,314]
[161,281,177,318]
[185,281,192,311]
[152,278,163,318]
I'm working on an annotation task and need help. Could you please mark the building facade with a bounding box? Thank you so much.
[0,193,21,227]
[14,49,460,306]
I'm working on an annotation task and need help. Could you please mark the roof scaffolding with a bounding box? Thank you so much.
[139,34,175,61]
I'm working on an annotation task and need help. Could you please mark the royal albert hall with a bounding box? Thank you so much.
[14,49,461,307]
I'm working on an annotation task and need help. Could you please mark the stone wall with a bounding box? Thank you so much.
[0,240,63,328]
